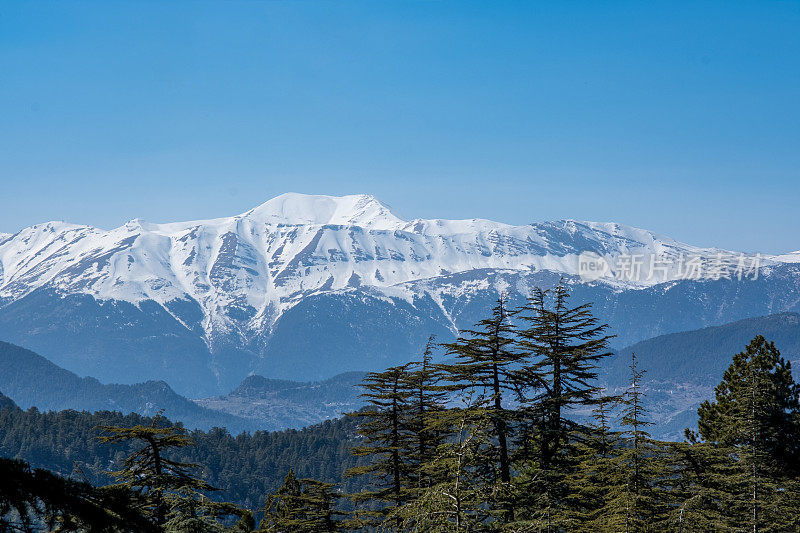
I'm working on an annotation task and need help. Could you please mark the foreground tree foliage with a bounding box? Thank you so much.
[0,456,156,532]
[512,285,616,530]
[338,284,800,531]
[594,354,664,530]
[96,415,253,532]
[392,391,497,531]
[96,416,216,526]
[344,365,417,529]
[4,283,800,531]
[688,335,800,532]
[402,336,450,493]
[442,297,522,521]
[260,470,343,532]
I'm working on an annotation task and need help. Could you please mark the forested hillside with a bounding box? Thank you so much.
[0,391,14,411]
[0,400,362,512]
[0,341,369,433]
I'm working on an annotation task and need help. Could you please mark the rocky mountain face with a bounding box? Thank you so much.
[1,193,798,395]
[194,372,366,430]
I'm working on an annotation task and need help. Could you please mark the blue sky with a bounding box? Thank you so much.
[1,1,798,253]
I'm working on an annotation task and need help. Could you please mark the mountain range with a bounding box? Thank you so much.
[1,193,799,395]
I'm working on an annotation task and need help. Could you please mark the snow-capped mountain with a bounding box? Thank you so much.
[0,192,774,330]
[1,193,798,395]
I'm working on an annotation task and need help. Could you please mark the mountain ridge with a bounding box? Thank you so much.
[603,312,800,440]
[194,371,366,429]
[0,193,798,394]
[1,192,786,342]
[0,340,255,432]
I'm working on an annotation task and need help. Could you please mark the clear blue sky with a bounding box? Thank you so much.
[1,1,798,253]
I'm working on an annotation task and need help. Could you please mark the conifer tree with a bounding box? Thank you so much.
[403,336,450,491]
[345,365,415,530]
[694,336,800,531]
[392,390,497,531]
[260,470,343,532]
[562,398,620,528]
[294,479,342,533]
[96,414,247,530]
[698,336,800,468]
[164,492,252,532]
[589,397,614,458]
[598,353,662,531]
[261,470,302,532]
[666,437,739,531]
[516,284,614,462]
[513,283,614,527]
[442,297,522,503]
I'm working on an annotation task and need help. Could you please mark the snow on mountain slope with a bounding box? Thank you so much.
[0,193,792,345]
[777,251,800,263]
[243,192,406,228]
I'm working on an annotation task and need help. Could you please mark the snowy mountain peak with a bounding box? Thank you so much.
[242,193,406,229]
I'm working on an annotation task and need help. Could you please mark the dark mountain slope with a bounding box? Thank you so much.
[0,341,255,433]
[604,312,800,385]
[601,312,800,440]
